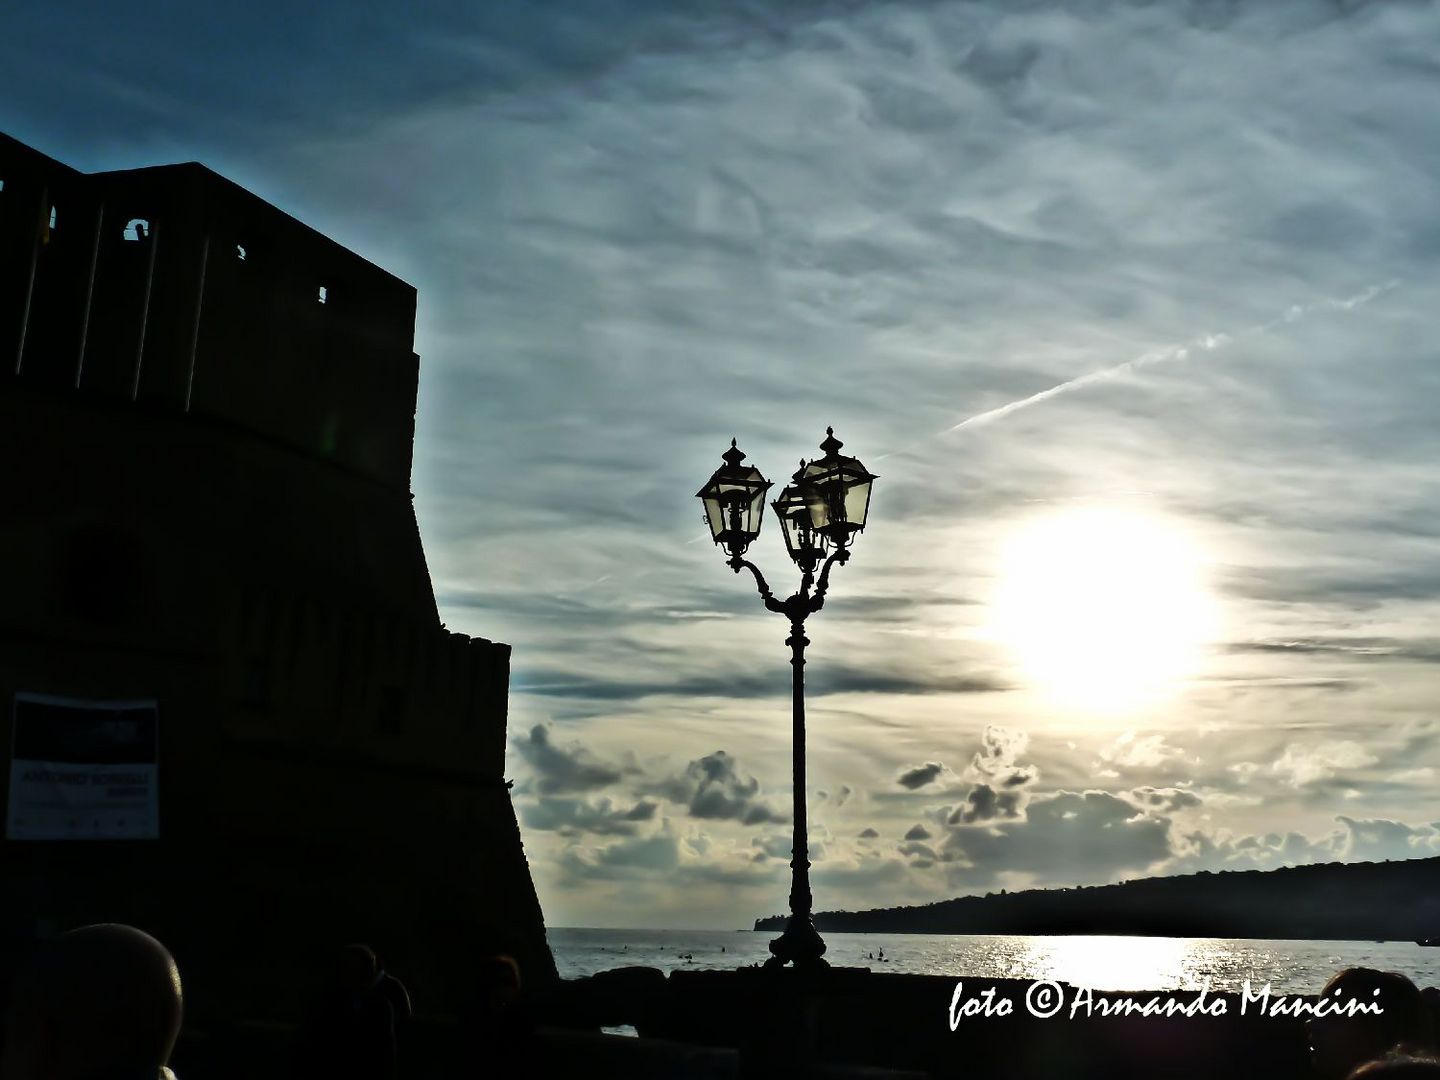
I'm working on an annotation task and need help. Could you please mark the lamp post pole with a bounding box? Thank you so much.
[728,545,849,968]
[786,611,813,965]
[697,429,875,971]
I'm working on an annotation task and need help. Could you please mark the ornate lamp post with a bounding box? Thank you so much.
[696,428,877,970]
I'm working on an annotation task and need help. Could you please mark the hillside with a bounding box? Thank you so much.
[754,856,1440,940]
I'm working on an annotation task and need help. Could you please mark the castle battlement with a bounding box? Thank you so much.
[1,132,418,491]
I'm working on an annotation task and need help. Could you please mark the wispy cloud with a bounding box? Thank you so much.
[14,0,1440,926]
[877,280,1399,462]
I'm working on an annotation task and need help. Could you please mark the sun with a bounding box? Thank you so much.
[988,505,1219,713]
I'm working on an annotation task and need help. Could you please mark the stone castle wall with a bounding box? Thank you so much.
[0,132,553,1020]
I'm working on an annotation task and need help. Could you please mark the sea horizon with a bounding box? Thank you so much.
[552,925,1434,940]
[548,927,1440,996]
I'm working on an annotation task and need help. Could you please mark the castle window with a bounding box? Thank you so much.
[49,206,57,229]
[236,244,246,261]
[123,218,150,242]
[317,285,328,305]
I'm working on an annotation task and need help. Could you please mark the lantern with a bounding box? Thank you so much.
[696,439,772,558]
[772,466,829,572]
[797,428,876,548]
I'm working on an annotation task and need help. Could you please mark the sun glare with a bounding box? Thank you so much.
[988,506,1219,713]
[1021,935,1196,992]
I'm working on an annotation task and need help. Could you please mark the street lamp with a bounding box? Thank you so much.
[696,428,877,970]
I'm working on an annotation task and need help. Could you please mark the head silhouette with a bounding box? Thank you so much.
[0,923,183,1080]
[339,943,378,992]
[1309,968,1434,1080]
[1347,1057,1440,1079]
[478,954,521,1012]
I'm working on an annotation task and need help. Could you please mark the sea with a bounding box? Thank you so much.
[550,927,1440,995]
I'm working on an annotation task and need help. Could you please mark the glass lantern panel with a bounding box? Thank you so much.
[842,476,872,531]
[781,507,821,557]
[803,465,845,528]
[773,486,824,562]
[796,465,833,531]
[702,494,727,542]
[736,467,769,537]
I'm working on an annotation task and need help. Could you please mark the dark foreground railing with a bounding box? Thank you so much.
[168,966,1314,1079]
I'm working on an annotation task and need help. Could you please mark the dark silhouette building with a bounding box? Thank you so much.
[0,132,553,1020]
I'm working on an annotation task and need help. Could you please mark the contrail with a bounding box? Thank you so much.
[942,339,1195,435]
[874,279,1400,462]
[568,279,1401,596]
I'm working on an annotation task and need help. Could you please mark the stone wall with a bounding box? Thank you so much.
[0,132,554,1022]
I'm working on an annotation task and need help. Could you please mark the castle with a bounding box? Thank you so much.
[0,131,553,1020]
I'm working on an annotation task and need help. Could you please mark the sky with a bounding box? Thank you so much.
[9,0,1440,929]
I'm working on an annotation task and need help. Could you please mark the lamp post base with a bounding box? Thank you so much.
[765,913,830,970]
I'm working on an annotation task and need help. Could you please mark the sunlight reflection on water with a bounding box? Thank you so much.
[550,929,1440,995]
[1015,935,1192,991]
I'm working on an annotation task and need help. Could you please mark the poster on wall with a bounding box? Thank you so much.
[5,693,159,840]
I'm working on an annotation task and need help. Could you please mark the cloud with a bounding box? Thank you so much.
[898,841,938,861]
[1229,762,1264,785]
[1166,814,1440,875]
[1224,637,1440,664]
[1391,768,1437,785]
[1099,732,1186,771]
[563,832,683,879]
[933,725,1044,825]
[520,796,655,837]
[1168,828,1344,875]
[941,790,1172,889]
[1336,816,1440,862]
[816,670,1010,696]
[514,724,626,795]
[651,751,789,825]
[811,856,908,891]
[947,782,1026,825]
[752,834,795,861]
[514,665,1008,703]
[517,727,791,841]
[1229,740,1383,790]
[626,800,660,821]
[903,823,932,841]
[858,827,880,839]
[966,726,1039,788]
[1128,787,1202,814]
[1272,741,1379,787]
[30,0,1440,929]
[935,785,1376,889]
[896,762,945,790]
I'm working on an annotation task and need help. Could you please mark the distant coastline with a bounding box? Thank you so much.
[754,856,1440,941]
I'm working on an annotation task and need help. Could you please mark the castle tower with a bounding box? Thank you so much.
[0,131,554,1020]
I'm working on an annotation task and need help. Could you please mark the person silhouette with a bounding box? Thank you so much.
[1347,1058,1440,1078]
[0,923,183,1080]
[1309,968,1436,1080]
[295,944,400,1080]
[469,955,528,1075]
